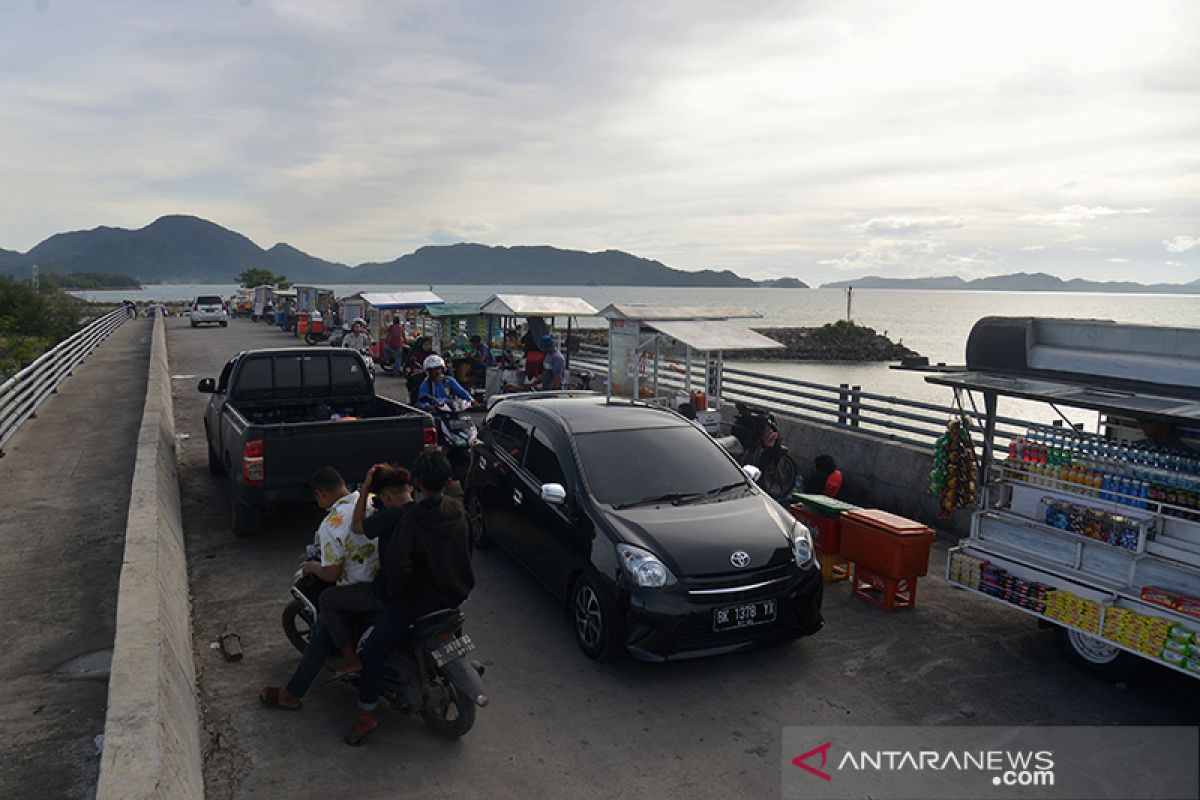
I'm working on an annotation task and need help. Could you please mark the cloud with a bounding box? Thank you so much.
[1022,205,1155,227]
[1166,260,1185,266]
[1107,257,1129,263]
[1163,235,1199,253]
[855,216,965,236]
[426,219,499,245]
[1020,244,1046,251]
[816,238,944,272]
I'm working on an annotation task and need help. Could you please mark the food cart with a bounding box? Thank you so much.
[293,285,336,339]
[272,289,298,331]
[476,294,600,396]
[340,291,444,362]
[232,288,253,317]
[596,304,783,431]
[251,285,274,322]
[422,303,490,384]
[927,317,1200,681]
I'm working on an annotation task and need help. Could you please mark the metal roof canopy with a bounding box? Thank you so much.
[478,294,598,318]
[273,289,297,298]
[926,372,1200,424]
[356,291,445,309]
[647,319,783,351]
[599,303,762,321]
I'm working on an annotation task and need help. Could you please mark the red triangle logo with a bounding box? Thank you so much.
[792,741,832,781]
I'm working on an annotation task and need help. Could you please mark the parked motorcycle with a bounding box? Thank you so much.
[281,546,487,740]
[728,402,798,499]
[418,396,478,480]
[304,318,344,346]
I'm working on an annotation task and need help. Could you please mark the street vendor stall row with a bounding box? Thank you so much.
[928,317,1200,681]
[477,294,599,395]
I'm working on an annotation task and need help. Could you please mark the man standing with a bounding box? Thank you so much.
[383,315,407,372]
[539,334,566,390]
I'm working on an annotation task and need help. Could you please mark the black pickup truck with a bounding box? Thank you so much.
[199,347,434,535]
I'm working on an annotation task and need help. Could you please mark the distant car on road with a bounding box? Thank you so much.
[191,295,228,327]
[463,393,823,661]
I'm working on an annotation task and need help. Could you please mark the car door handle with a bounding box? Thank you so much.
[513,488,523,505]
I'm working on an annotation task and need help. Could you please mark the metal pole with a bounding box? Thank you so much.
[838,383,849,425]
[850,385,862,428]
[846,286,853,322]
[685,346,692,393]
[653,336,660,399]
[980,390,998,510]
[566,317,573,372]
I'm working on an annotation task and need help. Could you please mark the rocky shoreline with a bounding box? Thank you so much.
[573,320,920,362]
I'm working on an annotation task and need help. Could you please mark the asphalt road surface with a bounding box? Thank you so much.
[169,316,1200,800]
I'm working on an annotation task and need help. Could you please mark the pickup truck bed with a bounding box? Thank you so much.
[200,348,433,535]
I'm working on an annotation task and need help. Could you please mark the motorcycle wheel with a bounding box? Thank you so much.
[282,599,312,655]
[304,331,320,346]
[420,675,476,740]
[760,452,797,499]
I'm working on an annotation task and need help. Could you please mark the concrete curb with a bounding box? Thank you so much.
[97,314,204,799]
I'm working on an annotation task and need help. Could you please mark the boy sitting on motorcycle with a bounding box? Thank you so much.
[416,355,473,409]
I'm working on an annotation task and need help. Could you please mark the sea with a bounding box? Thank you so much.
[76,284,1200,427]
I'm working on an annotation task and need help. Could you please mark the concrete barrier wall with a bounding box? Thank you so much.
[725,405,974,536]
[97,314,203,799]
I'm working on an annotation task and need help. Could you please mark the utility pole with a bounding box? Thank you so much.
[845,286,853,322]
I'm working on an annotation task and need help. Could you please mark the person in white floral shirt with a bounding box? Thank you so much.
[260,467,382,710]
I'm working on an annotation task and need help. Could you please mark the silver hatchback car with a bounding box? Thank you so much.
[191,295,228,327]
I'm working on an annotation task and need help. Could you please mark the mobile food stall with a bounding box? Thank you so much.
[272,289,298,331]
[340,291,444,363]
[251,285,274,322]
[596,304,783,431]
[477,294,600,396]
[293,285,336,339]
[927,317,1200,681]
[422,303,490,385]
[232,287,253,317]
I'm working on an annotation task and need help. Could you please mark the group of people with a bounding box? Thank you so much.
[259,449,475,745]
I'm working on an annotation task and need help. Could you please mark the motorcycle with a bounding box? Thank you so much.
[282,546,487,740]
[418,396,478,480]
[728,402,798,499]
[305,319,345,346]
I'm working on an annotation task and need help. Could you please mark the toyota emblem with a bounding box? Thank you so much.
[730,550,751,568]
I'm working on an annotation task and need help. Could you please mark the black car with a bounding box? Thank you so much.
[463,393,823,661]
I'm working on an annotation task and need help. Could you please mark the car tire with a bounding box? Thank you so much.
[1053,625,1141,682]
[231,497,262,537]
[190,321,198,328]
[207,443,224,476]
[570,573,624,661]
[220,321,228,327]
[465,492,492,550]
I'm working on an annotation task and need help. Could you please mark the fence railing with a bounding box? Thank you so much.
[0,308,129,454]
[568,342,1060,453]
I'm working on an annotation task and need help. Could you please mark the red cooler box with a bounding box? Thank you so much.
[839,509,934,578]
[788,493,861,554]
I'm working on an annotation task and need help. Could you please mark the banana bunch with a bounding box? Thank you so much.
[929,416,978,518]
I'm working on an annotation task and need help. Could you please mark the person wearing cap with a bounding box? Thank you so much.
[416,354,473,408]
[342,318,372,353]
[539,334,566,390]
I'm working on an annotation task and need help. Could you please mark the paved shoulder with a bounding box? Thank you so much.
[0,319,152,800]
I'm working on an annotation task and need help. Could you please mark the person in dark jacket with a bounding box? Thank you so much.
[345,448,475,745]
[812,454,844,498]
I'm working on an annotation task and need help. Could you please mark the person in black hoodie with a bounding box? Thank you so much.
[346,448,475,745]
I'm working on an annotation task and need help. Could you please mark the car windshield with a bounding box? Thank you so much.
[574,426,747,507]
[196,296,222,305]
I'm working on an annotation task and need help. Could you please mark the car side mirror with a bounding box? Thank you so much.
[540,483,567,505]
[742,464,762,483]
[197,378,216,393]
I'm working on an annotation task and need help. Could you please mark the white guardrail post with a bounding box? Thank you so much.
[0,308,129,455]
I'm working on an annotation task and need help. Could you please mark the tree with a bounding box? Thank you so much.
[237,267,277,288]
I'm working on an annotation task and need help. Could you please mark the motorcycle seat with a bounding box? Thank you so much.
[408,608,465,639]
[713,434,740,452]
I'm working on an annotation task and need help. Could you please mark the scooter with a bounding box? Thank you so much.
[727,402,798,499]
[281,546,487,740]
[418,396,478,481]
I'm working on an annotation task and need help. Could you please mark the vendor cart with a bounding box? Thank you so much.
[477,294,599,396]
[293,285,335,339]
[340,291,444,364]
[596,304,783,430]
[251,285,274,322]
[272,289,298,332]
[928,317,1200,681]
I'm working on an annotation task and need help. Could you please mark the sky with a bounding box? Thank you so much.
[1,0,1198,283]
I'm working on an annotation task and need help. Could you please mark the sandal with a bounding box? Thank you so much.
[325,666,362,683]
[259,687,302,710]
[344,710,378,746]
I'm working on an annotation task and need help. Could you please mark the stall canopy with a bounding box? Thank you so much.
[425,302,484,318]
[646,319,783,352]
[479,294,598,318]
[356,291,444,309]
[601,304,762,321]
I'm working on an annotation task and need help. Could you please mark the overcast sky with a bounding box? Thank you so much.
[2,0,1198,282]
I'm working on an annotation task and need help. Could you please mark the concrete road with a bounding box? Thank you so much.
[0,318,151,800]
[169,317,1200,800]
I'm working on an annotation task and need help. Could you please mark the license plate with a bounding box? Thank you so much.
[431,634,475,667]
[713,599,776,632]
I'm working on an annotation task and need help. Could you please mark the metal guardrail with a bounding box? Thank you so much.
[0,308,129,454]
[569,342,1060,453]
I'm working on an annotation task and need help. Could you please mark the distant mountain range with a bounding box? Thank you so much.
[821,272,1200,293]
[0,215,808,288]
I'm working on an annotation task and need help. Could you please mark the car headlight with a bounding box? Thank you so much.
[616,543,677,588]
[790,521,815,566]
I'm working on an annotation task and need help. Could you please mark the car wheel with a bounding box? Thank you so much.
[231,497,262,537]
[571,573,623,661]
[1054,625,1141,682]
[465,492,492,550]
[190,320,197,328]
[220,320,228,327]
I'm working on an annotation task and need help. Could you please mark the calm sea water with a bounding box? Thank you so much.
[78,284,1200,424]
